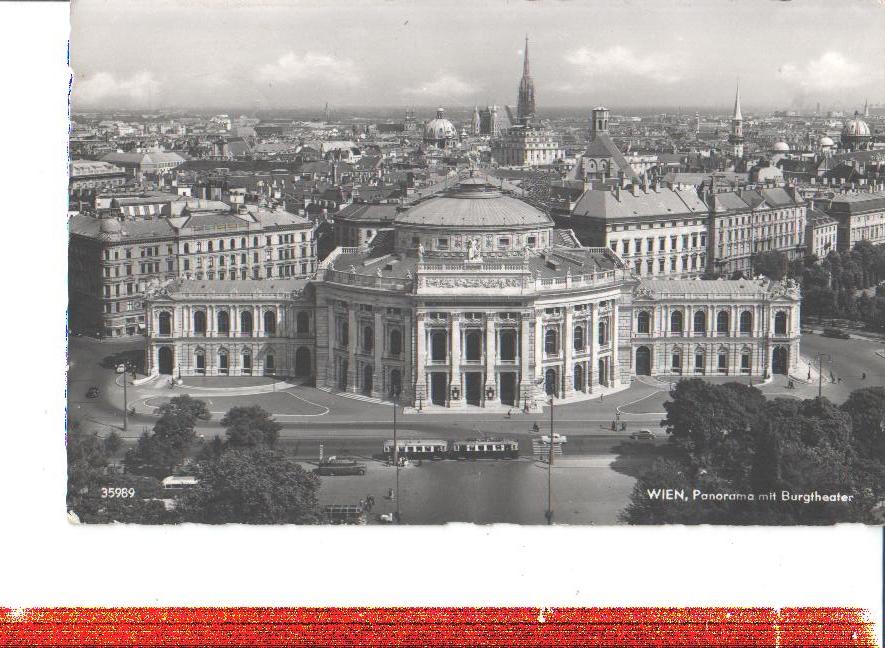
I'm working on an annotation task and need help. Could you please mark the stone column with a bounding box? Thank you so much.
[520,313,533,409]
[207,307,214,337]
[449,314,462,407]
[373,311,383,398]
[415,313,427,407]
[257,305,264,337]
[326,305,335,388]
[484,316,496,404]
[610,302,620,386]
[347,307,357,392]
[563,307,574,397]
[589,305,598,392]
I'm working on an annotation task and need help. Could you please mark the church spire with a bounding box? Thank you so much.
[732,81,742,121]
[523,34,530,77]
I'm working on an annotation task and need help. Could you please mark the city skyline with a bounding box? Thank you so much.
[71,0,885,112]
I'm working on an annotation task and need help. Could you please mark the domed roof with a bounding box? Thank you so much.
[423,107,457,142]
[99,218,122,233]
[396,180,552,230]
[842,114,871,137]
[820,136,835,146]
[772,141,790,152]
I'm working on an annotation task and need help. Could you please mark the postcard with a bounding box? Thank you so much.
[67,0,885,526]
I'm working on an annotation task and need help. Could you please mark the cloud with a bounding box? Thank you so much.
[565,46,682,83]
[258,52,359,85]
[402,74,477,98]
[779,52,865,90]
[74,71,160,106]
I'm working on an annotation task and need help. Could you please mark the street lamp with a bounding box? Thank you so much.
[546,396,554,525]
[393,385,401,524]
[816,353,832,399]
[115,363,128,431]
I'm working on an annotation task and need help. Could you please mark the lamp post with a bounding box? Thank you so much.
[393,385,401,524]
[546,396,554,525]
[816,353,832,399]
[115,363,128,431]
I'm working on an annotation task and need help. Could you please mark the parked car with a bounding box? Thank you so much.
[629,429,656,441]
[86,386,100,398]
[822,327,850,340]
[314,457,367,476]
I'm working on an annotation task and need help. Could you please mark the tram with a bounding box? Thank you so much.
[450,438,520,460]
[382,439,449,460]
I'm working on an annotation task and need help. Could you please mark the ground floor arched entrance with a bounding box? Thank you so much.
[363,365,373,396]
[157,346,174,375]
[636,346,651,376]
[500,372,517,407]
[389,369,402,398]
[295,347,312,377]
[464,372,482,406]
[544,368,558,397]
[772,346,789,375]
[430,373,447,406]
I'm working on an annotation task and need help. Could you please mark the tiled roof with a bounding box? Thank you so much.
[166,278,309,296]
[637,278,779,296]
[336,203,400,223]
[572,186,707,221]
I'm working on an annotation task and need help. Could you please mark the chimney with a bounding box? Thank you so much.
[615,184,621,202]
[642,174,650,193]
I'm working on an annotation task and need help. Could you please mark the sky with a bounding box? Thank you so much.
[70,0,885,113]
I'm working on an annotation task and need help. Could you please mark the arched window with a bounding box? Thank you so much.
[263,311,276,336]
[465,330,482,361]
[499,329,516,361]
[774,311,788,335]
[637,311,651,334]
[694,347,706,374]
[183,243,190,254]
[193,310,206,335]
[240,311,253,336]
[218,348,229,375]
[389,329,402,356]
[340,320,349,346]
[741,349,752,373]
[671,348,682,373]
[545,329,558,355]
[693,310,706,336]
[717,347,728,373]
[217,310,230,335]
[739,311,753,335]
[158,311,172,336]
[296,311,310,335]
[194,348,205,374]
[363,325,374,353]
[574,364,584,391]
[430,331,447,362]
[573,325,584,351]
[716,310,729,335]
[242,349,252,375]
[670,310,684,334]
[598,320,608,345]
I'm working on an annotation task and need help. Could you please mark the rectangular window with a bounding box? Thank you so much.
[670,235,677,250]
[436,238,449,249]
[658,236,665,251]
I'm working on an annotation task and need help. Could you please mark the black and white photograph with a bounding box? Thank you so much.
[66,0,885,527]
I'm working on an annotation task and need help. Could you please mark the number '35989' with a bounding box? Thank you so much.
[101,487,136,498]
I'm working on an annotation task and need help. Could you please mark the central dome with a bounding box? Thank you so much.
[423,108,457,147]
[842,115,871,138]
[396,179,552,230]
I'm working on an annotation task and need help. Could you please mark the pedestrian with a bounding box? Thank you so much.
[531,422,539,434]
[862,372,867,380]
[600,393,604,402]
[837,376,842,383]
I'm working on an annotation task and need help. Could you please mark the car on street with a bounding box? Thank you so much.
[629,429,656,441]
[314,457,367,476]
[822,327,850,340]
[86,386,100,398]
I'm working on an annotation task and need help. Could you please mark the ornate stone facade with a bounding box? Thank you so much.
[144,177,801,410]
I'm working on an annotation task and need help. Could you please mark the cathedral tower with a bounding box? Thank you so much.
[516,35,536,126]
[729,82,744,159]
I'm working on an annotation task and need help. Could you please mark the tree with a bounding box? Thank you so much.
[662,380,765,475]
[124,395,210,476]
[221,405,282,448]
[752,250,789,281]
[842,387,885,461]
[179,448,320,524]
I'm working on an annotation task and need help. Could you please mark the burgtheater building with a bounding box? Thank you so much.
[145,175,801,410]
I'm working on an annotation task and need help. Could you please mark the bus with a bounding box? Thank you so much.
[382,439,448,460]
[451,438,519,460]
